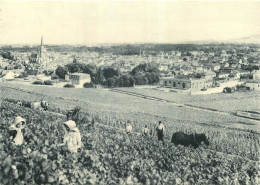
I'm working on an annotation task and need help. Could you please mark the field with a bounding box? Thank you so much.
[0,101,259,185]
[0,82,260,184]
[1,82,259,132]
[118,87,260,113]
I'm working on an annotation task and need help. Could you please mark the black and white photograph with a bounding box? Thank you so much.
[0,0,259,184]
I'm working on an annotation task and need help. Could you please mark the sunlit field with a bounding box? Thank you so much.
[117,87,260,113]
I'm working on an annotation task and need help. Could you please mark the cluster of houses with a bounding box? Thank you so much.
[1,42,260,91]
[158,50,260,93]
[157,49,260,93]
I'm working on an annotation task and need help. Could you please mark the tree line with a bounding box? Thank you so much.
[55,62,160,88]
[3,43,259,57]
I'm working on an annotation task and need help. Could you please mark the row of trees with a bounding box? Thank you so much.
[241,64,259,72]
[0,51,16,61]
[55,62,160,88]
[2,43,259,56]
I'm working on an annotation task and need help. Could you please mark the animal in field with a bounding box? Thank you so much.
[15,100,30,108]
[66,107,81,122]
[23,101,32,108]
[31,101,49,111]
[66,107,93,126]
[171,132,209,149]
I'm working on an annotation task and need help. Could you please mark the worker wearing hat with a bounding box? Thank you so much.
[58,120,81,153]
[9,116,26,145]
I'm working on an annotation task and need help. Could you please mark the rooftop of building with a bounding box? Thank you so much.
[245,80,260,84]
[160,76,175,80]
[70,72,90,76]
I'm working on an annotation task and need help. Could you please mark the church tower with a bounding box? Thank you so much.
[37,35,45,63]
[40,36,44,58]
[29,36,46,64]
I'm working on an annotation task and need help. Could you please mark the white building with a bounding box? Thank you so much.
[1,71,16,80]
[252,70,260,80]
[67,73,91,88]
[245,80,260,91]
[159,75,210,93]
[218,72,230,79]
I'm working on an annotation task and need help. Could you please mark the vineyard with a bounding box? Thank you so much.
[0,100,259,185]
[1,84,259,133]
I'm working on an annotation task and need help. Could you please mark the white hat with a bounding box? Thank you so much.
[64,120,78,131]
[14,116,26,125]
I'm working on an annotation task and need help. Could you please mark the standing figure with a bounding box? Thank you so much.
[58,120,81,153]
[17,101,23,106]
[9,116,26,145]
[126,120,133,134]
[156,121,165,142]
[142,125,149,136]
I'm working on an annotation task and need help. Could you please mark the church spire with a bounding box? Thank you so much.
[41,35,43,47]
[38,35,44,63]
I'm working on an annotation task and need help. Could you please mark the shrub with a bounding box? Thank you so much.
[43,70,54,76]
[236,84,246,89]
[23,73,28,78]
[44,80,53,85]
[32,80,44,85]
[17,73,28,78]
[64,84,75,88]
[55,66,68,79]
[51,75,59,80]
[223,87,232,93]
[84,82,94,88]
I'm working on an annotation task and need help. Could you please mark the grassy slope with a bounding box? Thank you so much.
[118,87,260,113]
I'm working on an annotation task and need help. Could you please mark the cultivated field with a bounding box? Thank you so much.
[1,82,260,156]
[1,82,259,133]
[0,100,259,184]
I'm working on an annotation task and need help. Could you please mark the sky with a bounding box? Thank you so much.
[0,1,260,45]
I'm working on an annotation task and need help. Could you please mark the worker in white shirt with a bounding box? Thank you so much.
[126,120,133,134]
[57,120,81,153]
[142,125,149,136]
[156,121,165,142]
[9,116,26,145]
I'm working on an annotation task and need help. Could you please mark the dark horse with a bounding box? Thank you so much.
[66,107,93,126]
[66,107,81,123]
[171,132,209,149]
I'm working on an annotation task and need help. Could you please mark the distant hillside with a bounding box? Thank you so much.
[180,35,260,45]
[227,35,260,44]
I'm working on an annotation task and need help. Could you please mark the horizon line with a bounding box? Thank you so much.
[1,41,260,47]
[1,34,260,46]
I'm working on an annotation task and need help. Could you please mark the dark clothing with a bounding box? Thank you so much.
[156,126,164,141]
[9,130,18,140]
[157,130,164,141]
